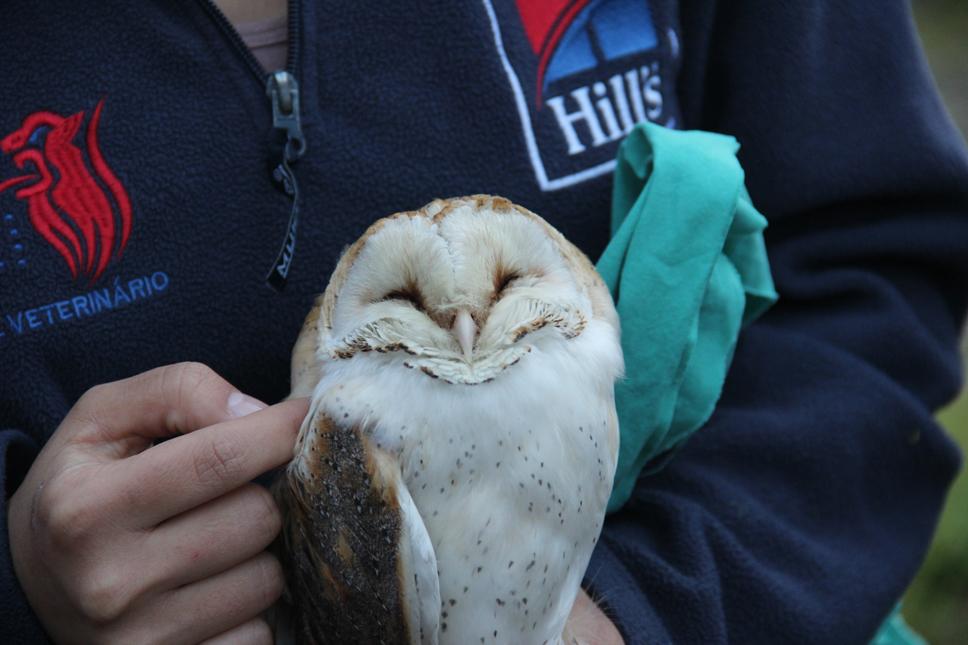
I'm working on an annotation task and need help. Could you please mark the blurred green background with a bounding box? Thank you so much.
[904,2,968,643]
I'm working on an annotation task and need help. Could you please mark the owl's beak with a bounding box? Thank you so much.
[452,309,477,359]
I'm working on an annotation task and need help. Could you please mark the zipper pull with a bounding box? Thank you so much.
[265,71,307,291]
[267,71,306,162]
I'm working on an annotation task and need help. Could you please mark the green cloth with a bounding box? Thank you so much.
[871,606,926,645]
[595,122,924,645]
[596,122,777,512]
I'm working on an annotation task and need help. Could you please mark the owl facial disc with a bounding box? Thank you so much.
[318,195,603,386]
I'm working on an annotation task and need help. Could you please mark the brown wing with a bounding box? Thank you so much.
[273,407,438,644]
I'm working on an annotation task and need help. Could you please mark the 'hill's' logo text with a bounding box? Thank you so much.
[484,0,680,190]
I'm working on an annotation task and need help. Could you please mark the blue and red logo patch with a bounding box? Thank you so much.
[484,0,679,190]
[0,99,132,283]
[0,100,171,343]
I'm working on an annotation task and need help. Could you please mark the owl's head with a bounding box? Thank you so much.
[291,195,619,390]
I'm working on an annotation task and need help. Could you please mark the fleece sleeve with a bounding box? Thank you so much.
[1,430,52,643]
[584,2,968,643]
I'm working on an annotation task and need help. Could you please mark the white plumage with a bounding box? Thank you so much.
[277,195,623,645]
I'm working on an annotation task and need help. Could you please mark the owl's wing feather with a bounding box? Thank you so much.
[392,456,441,645]
[274,406,439,645]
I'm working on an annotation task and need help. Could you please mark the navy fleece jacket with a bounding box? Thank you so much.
[2,1,967,643]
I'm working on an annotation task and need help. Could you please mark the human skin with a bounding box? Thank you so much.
[565,588,625,645]
[7,363,306,644]
[213,0,287,25]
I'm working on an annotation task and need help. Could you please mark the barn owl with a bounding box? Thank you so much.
[275,195,623,645]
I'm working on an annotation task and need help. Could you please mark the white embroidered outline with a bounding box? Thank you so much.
[481,0,616,192]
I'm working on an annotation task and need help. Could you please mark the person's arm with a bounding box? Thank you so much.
[585,1,968,642]
[1,430,51,642]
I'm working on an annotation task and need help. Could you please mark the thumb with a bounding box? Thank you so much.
[64,362,267,458]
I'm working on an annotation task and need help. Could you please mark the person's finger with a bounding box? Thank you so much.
[199,618,273,645]
[150,552,283,645]
[564,588,625,645]
[67,362,266,450]
[143,484,281,589]
[115,398,307,527]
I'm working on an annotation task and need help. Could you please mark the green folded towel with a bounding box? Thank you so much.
[597,122,922,645]
[596,122,778,512]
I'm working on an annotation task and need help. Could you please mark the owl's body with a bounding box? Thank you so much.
[278,196,622,645]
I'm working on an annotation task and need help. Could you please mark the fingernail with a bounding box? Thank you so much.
[227,391,268,418]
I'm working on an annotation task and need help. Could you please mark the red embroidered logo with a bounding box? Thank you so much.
[0,99,132,283]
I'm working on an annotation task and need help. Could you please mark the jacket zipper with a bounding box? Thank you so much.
[264,70,306,290]
[199,0,306,291]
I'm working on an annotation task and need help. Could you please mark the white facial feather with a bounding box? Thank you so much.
[287,195,623,645]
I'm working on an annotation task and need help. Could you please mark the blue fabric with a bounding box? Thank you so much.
[583,2,968,643]
[0,431,49,643]
[1,2,966,643]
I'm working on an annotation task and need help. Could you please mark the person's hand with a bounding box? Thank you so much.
[7,362,308,645]
[564,587,625,645]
